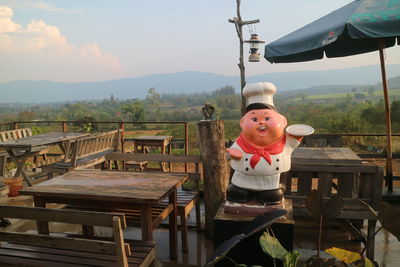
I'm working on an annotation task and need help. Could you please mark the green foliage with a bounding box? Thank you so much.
[260,231,287,259]
[121,101,144,121]
[31,126,46,135]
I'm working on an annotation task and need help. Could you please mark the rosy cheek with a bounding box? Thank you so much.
[266,120,279,128]
[242,119,257,131]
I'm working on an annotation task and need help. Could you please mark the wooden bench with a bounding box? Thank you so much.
[0,128,50,178]
[44,129,121,178]
[104,152,202,253]
[281,163,384,260]
[0,205,156,267]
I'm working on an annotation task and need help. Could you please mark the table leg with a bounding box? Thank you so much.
[161,142,166,171]
[140,204,153,241]
[33,196,49,235]
[169,189,178,260]
[61,141,71,162]
[8,150,33,186]
[168,142,172,172]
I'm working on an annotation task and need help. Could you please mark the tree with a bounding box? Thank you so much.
[368,86,375,96]
[145,88,162,121]
[121,101,144,121]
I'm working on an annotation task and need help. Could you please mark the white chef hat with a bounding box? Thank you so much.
[243,82,277,113]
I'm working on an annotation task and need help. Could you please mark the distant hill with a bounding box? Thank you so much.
[0,64,399,103]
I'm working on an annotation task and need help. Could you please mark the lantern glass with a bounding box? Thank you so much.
[250,42,259,49]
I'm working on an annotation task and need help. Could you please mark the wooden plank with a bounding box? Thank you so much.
[0,206,126,228]
[0,232,118,255]
[291,163,377,174]
[292,147,362,164]
[337,173,354,198]
[297,172,313,196]
[113,216,130,267]
[21,170,186,204]
[0,247,119,267]
[106,152,201,163]
[317,172,333,197]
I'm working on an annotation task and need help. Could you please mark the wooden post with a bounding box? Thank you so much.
[197,120,229,239]
[120,122,125,153]
[13,122,19,130]
[62,121,68,133]
[378,39,393,192]
[228,0,260,115]
[185,122,189,172]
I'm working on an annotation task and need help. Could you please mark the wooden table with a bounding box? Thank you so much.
[0,132,88,185]
[19,169,187,260]
[292,147,362,165]
[133,136,173,171]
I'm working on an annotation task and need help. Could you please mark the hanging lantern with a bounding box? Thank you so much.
[244,34,265,62]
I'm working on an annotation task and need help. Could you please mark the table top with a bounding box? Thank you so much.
[0,132,88,150]
[292,147,362,165]
[20,169,187,204]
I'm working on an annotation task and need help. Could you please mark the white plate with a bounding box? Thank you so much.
[286,124,314,136]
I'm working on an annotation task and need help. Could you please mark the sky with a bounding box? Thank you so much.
[0,0,399,83]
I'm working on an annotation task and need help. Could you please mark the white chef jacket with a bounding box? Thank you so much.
[230,134,300,191]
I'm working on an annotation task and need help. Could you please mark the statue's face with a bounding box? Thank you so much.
[240,108,287,147]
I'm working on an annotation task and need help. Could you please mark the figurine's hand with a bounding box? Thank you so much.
[226,148,242,160]
[289,135,304,142]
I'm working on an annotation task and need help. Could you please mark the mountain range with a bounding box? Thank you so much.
[1,64,399,103]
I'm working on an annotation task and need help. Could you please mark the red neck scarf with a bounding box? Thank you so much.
[236,134,286,169]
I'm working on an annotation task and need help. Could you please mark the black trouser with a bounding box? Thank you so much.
[226,184,284,205]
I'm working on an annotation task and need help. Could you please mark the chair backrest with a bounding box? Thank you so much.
[70,129,121,165]
[105,152,202,187]
[0,128,32,142]
[0,205,130,267]
[282,163,384,210]
[301,134,343,147]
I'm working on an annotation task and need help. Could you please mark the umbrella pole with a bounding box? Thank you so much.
[378,39,393,192]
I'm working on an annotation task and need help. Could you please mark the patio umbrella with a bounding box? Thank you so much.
[265,0,400,191]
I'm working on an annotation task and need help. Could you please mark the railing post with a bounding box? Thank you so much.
[13,122,19,130]
[120,122,125,153]
[184,122,189,172]
[62,121,68,133]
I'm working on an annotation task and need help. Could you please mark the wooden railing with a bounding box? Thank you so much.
[0,120,190,156]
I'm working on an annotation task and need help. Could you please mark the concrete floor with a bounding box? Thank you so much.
[1,192,399,267]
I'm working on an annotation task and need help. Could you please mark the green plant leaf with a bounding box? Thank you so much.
[378,202,400,241]
[323,195,344,223]
[283,251,301,267]
[306,190,323,223]
[364,257,375,267]
[259,231,288,260]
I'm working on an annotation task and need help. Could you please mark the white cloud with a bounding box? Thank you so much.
[0,5,125,82]
[0,5,20,33]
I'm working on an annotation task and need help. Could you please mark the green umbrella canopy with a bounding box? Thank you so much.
[264,0,400,191]
[265,0,400,63]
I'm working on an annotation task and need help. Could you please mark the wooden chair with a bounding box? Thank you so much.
[0,128,33,142]
[0,205,156,267]
[281,163,384,260]
[44,129,121,178]
[105,152,202,253]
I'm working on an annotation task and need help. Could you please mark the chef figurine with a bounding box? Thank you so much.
[226,82,312,206]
